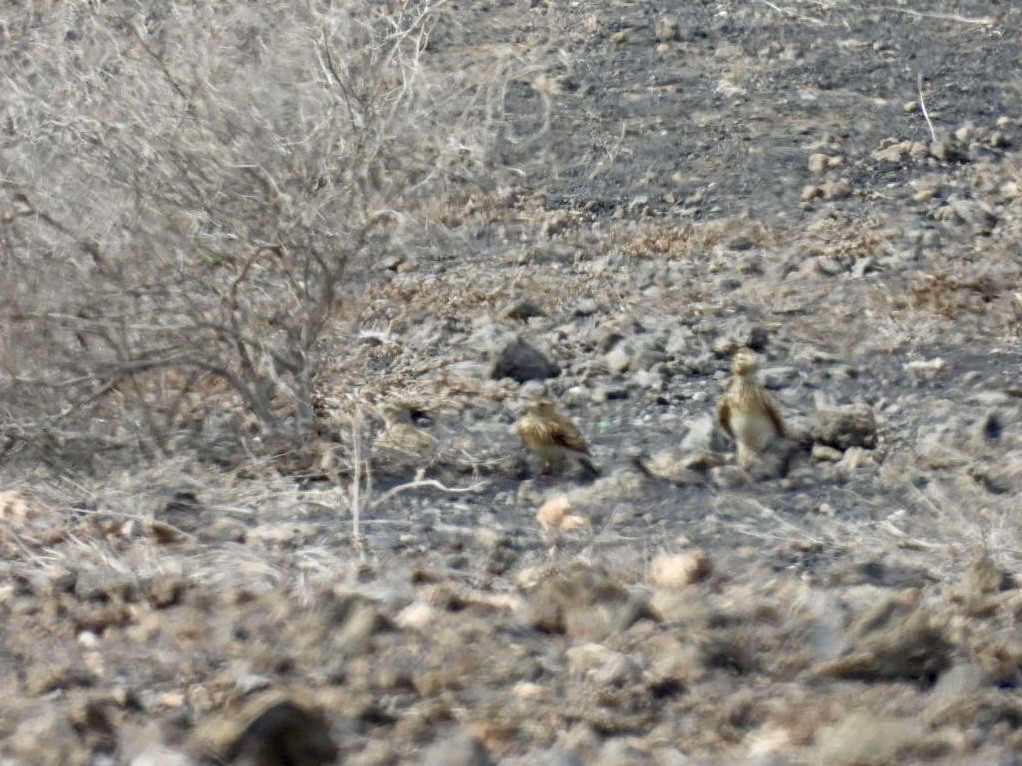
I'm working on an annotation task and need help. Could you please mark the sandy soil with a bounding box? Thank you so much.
[4,2,1022,765]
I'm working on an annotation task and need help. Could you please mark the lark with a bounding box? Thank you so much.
[372,403,439,470]
[516,398,600,478]
[716,349,787,468]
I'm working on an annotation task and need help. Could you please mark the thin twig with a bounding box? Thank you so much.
[0,524,51,567]
[876,518,937,550]
[876,6,994,25]
[757,0,827,26]
[372,477,489,507]
[348,407,367,560]
[917,73,937,144]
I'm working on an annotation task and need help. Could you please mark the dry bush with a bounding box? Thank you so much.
[0,1,497,467]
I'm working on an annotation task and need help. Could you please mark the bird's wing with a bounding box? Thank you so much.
[518,415,554,449]
[551,415,591,454]
[716,397,734,439]
[375,424,437,459]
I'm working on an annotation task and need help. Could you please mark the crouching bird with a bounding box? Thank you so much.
[516,398,600,478]
[372,402,439,474]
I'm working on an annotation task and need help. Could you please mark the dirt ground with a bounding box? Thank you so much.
[4,2,1022,764]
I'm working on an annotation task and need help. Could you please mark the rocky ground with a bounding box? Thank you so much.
[4,1,1022,764]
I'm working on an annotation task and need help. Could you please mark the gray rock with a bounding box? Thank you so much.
[129,747,198,766]
[850,255,878,278]
[761,365,799,388]
[501,749,582,766]
[520,564,646,640]
[632,447,715,486]
[969,456,1022,495]
[605,343,632,375]
[595,738,652,766]
[714,323,772,355]
[471,324,560,382]
[557,724,602,764]
[948,196,998,234]
[913,427,971,470]
[444,360,490,381]
[591,382,631,402]
[815,712,927,766]
[494,337,560,381]
[574,296,600,317]
[633,368,665,390]
[566,644,641,686]
[8,707,77,764]
[604,336,667,374]
[933,662,989,699]
[655,16,681,42]
[680,414,729,452]
[809,404,877,449]
[589,324,626,353]
[347,739,402,766]
[811,444,843,462]
[519,379,550,399]
[420,733,492,766]
[836,446,878,473]
[501,298,546,321]
[710,463,753,488]
[816,590,952,683]
[663,326,694,358]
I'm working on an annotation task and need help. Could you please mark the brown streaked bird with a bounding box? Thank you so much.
[516,398,600,478]
[716,349,787,468]
[372,402,439,470]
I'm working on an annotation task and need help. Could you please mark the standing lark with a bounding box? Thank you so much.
[716,349,787,469]
[516,398,600,478]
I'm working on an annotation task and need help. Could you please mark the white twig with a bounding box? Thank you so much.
[917,73,937,144]
[876,518,937,550]
[347,406,368,560]
[757,0,826,26]
[877,6,994,25]
[372,477,488,507]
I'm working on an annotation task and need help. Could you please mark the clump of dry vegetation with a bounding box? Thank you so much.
[0,1,498,466]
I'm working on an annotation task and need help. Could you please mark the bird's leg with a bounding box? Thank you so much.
[737,442,756,470]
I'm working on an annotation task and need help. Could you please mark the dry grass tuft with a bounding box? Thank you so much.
[0,1,515,467]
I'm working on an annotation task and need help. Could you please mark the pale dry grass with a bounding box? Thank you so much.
[0,0,519,466]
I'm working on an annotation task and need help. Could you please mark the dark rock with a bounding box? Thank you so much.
[67,694,118,754]
[223,697,338,766]
[810,403,877,449]
[490,336,560,382]
[502,299,546,322]
[468,323,560,382]
[521,565,648,639]
[816,590,952,686]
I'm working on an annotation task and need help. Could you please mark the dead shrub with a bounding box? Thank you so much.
[0,1,498,467]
